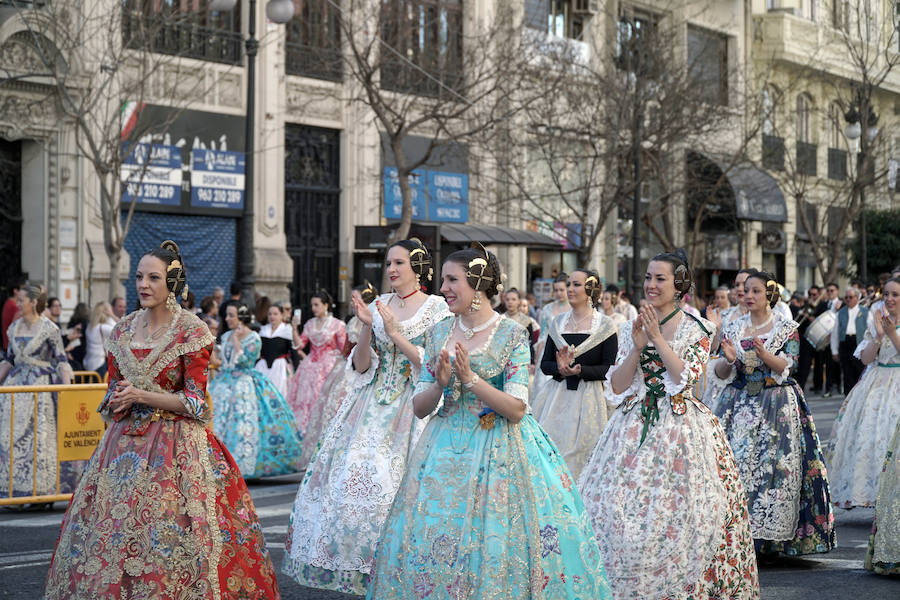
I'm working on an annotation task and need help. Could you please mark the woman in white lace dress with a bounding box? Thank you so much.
[282,238,451,595]
[830,278,900,509]
[577,250,759,600]
[530,272,569,410]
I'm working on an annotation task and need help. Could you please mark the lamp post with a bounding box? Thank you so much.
[210,0,294,303]
[843,85,878,285]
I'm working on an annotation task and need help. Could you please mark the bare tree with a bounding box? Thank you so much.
[754,0,900,284]
[1,1,232,298]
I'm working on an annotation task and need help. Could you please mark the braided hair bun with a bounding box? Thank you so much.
[390,238,434,285]
[573,268,602,306]
[145,239,188,298]
[235,303,253,324]
[650,248,693,296]
[354,281,378,305]
[445,243,504,299]
[745,269,781,308]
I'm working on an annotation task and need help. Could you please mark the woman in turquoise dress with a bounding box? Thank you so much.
[211,303,304,478]
[367,245,612,599]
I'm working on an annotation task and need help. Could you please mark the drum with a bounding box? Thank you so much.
[805,312,835,351]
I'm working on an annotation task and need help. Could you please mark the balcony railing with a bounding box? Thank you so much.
[122,11,242,66]
[285,43,342,82]
[797,141,817,176]
[762,134,785,171]
[827,147,847,180]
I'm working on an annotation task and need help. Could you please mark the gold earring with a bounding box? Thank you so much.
[166,291,178,313]
[469,290,482,312]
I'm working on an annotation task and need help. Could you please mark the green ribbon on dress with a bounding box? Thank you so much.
[637,307,681,445]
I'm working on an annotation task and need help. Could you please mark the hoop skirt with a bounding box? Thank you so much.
[829,323,900,508]
[367,317,613,599]
[866,414,900,575]
[211,330,303,478]
[578,315,759,600]
[713,313,835,555]
[44,309,280,599]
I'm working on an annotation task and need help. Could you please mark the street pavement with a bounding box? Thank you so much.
[1,394,899,599]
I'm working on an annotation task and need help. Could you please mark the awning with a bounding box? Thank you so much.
[725,163,787,223]
[440,223,562,248]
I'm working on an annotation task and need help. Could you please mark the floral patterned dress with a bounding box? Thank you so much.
[285,315,347,439]
[714,312,835,556]
[0,317,73,497]
[299,316,364,467]
[367,316,613,600]
[578,313,759,600]
[44,309,281,600]
[829,321,900,508]
[211,330,304,478]
[282,294,451,595]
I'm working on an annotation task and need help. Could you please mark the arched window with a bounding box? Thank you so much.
[796,93,812,143]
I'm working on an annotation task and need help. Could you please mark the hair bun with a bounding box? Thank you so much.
[160,240,180,255]
[673,248,689,269]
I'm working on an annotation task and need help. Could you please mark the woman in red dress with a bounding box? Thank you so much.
[45,240,281,600]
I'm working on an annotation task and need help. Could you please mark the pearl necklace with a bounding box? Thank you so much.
[457,312,499,340]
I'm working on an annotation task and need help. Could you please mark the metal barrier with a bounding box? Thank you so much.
[0,383,107,506]
[72,370,102,384]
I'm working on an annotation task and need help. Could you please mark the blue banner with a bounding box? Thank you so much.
[383,167,427,220]
[120,143,182,206]
[190,149,245,209]
[427,171,468,223]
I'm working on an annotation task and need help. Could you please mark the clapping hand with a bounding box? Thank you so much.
[556,346,581,376]
[639,304,662,343]
[752,337,771,361]
[707,307,722,330]
[377,301,398,336]
[454,343,474,385]
[353,295,373,327]
[721,338,738,364]
[632,314,649,350]
[436,348,452,387]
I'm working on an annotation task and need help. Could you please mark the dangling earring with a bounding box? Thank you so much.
[469,290,482,313]
[166,291,178,313]
[416,272,421,288]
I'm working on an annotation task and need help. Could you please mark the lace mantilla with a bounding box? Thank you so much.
[548,310,616,359]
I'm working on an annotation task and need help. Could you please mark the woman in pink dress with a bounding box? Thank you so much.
[286,290,347,439]
[44,240,280,599]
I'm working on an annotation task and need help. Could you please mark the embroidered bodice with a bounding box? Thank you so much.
[415,316,530,419]
[1,317,71,381]
[349,294,451,405]
[297,315,346,362]
[220,330,261,371]
[721,312,799,395]
[100,308,215,433]
[606,312,713,415]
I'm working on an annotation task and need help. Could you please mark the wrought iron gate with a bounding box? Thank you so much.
[0,139,23,294]
[284,124,340,319]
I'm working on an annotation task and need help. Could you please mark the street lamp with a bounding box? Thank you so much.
[843,87,878,284]
[210,0,294,303]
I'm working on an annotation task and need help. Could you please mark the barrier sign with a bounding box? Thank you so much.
[57,389,106,462]
[190,148,246,209]
[120,143,183,206]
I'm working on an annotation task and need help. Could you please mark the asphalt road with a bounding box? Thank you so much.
[1,394,898,599]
